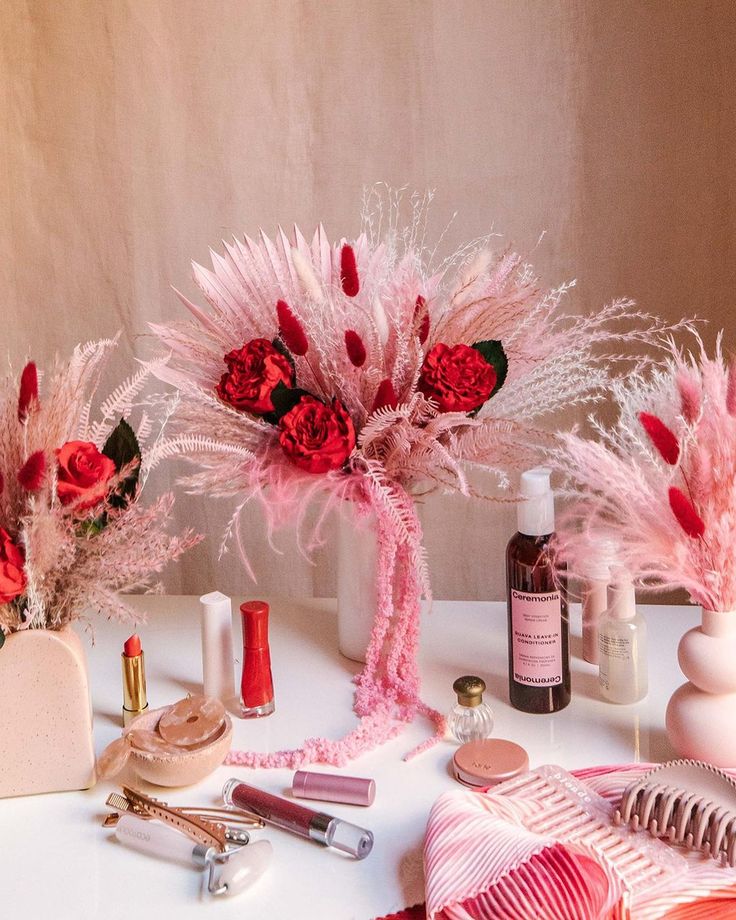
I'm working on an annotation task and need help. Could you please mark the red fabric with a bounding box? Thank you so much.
[375,905,426,920]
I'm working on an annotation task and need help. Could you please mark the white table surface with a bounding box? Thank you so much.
[2,597,698,920]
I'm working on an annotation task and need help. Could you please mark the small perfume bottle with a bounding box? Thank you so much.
[598,574,648,704]
[448,676,494,743]
[240,601,275,718]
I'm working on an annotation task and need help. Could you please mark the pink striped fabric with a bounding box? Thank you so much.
[422,764,736,919]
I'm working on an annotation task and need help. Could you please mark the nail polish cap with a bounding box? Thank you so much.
[292,770,376,807]
[240,601,270,648]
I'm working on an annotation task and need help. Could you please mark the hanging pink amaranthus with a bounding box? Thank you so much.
[150,189,687,767]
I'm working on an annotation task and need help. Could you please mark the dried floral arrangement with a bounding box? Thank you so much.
[551,333,735,611]
[150,189,685,767]
[0,337,200,643]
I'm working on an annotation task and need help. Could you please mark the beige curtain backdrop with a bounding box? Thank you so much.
[2,0,734,600]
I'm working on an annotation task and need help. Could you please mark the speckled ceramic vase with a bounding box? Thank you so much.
[0,625,96,797]
[665,608,736,767]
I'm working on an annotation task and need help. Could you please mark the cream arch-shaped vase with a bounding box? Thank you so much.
[0,625,96,798]
[336,505,379,663]
[665,608,736,767]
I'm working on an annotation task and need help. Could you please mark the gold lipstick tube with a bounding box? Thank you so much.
[122,651,148,726]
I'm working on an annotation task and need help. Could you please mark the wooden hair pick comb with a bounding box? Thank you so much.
[614,760,736,865]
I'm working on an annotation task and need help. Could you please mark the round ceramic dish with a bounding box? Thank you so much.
[123,706,232,787]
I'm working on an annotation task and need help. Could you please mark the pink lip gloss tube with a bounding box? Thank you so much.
[222,779,374,859]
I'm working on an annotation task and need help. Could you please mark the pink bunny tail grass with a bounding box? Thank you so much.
[226,484,444,769]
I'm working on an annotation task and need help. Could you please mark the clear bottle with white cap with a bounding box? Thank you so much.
[506,467,571,713]
[598,570,648,704]
[579,537,618,665]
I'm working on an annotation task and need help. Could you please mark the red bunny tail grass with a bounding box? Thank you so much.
[276,299,308,356]
[639,412,680,465]
[727,359,736,416]
[18,451,46,492]
[340,245,360,297]
[414,296,430,345]
[345,330,367,367]
[18,361,39,422]
[0,471,4,496]
[669,486,705,539]
[371,378,399,414]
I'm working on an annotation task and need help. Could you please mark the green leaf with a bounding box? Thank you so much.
[102,418,141,510]
[471,340,508,399]
[0,630,5,651]
[270,382,313,422]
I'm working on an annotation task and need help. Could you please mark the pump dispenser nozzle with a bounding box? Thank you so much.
[517,467,555,536]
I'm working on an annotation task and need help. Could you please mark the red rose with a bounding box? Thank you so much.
[216,339,294,414]
[56,441,116,509]
[418,343,497,413]
[279,396,355,474]
[0,527,26,604]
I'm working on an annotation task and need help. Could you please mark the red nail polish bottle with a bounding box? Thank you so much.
[239,601,275,718]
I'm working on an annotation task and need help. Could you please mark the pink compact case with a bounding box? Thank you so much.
[453,739,529,789]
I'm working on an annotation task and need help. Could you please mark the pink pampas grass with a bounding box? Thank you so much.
[0,338,200,636]
[553,334,736,610]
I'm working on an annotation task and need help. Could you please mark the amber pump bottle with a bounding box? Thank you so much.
[506,468,570,713]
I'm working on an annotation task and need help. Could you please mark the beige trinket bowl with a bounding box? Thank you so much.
[124,706,232,787]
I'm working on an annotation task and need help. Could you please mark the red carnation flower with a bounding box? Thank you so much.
[639,412,680,465]
[418,343,496,413]
[216,339,294,414]
[276,299,308,356]
[279,396,355,474]
[0,527,26,603]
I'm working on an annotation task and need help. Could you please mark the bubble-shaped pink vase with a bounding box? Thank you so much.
[0,626,96,797]
[665,608,736,767]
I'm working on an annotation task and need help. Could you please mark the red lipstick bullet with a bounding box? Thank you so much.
[122,632,148,726]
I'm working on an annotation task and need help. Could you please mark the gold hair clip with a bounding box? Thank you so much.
[103,785,264,851]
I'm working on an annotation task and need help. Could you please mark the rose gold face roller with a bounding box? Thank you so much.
[614,759,736,865]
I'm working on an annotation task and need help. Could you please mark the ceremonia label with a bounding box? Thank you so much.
[510,589,563,686]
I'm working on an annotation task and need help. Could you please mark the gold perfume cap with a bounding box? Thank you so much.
[453,675,486,708]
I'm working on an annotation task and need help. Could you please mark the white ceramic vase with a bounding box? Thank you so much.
[665,608,736,767]
[336,505,379,663]
[0,625,96,797]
